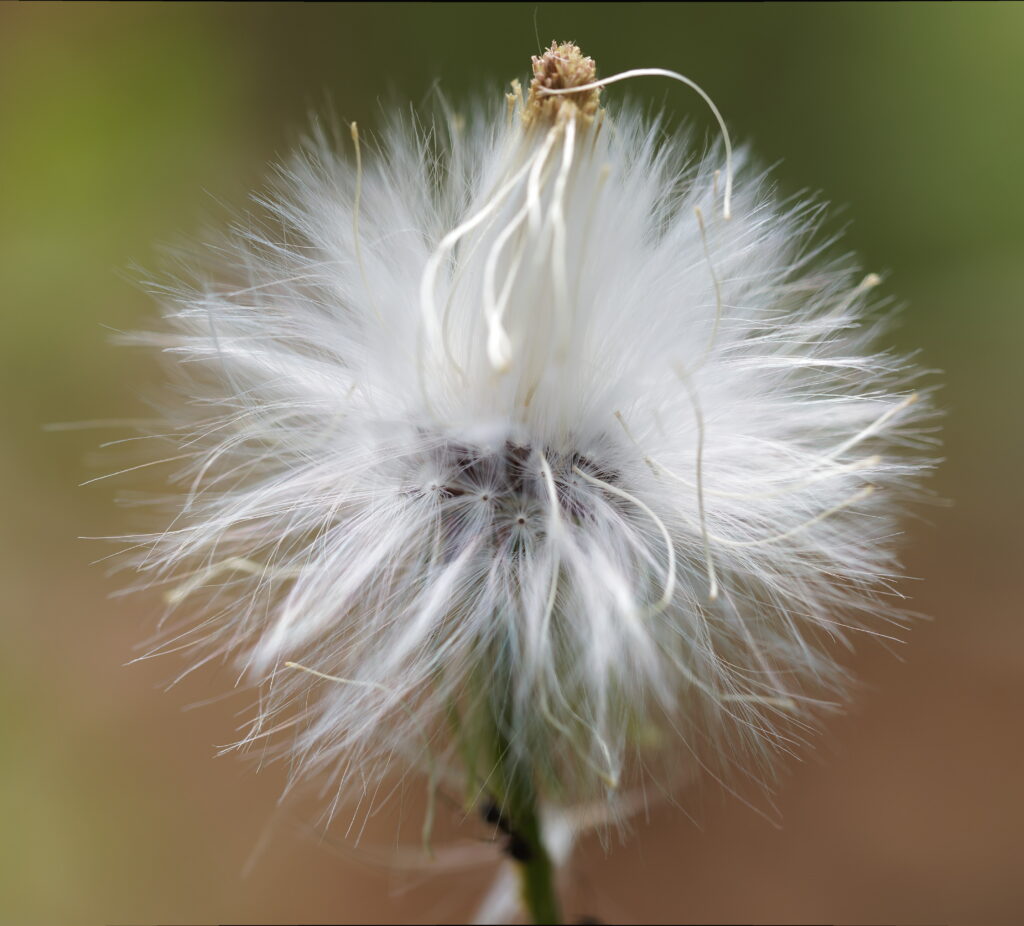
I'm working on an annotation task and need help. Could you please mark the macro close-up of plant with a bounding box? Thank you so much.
[4,4,1023,925]
[122,38,936,924]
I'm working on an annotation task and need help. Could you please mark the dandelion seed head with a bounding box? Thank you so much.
[120,42,936,827]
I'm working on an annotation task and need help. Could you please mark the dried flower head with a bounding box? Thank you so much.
[122,41,934,857]
[523,42,601,127]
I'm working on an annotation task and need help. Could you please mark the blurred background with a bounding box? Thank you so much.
[2,3,1021,924]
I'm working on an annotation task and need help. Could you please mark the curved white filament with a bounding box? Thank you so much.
[418,142,549,394]
[675,372,720,600]
[483,202,531,371]
[573,466,677,614]
[550,114,577,358]
[538,67,734,219]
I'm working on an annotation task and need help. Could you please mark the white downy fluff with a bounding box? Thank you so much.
[122,44,935,837]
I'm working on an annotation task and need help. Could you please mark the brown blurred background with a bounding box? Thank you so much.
[2,3,1022,924]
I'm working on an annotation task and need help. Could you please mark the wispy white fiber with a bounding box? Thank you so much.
[116,56,937,838]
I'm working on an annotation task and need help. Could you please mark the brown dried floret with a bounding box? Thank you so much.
[523,41,602,128]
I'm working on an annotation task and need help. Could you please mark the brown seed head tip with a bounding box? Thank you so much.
[523,41,601,128]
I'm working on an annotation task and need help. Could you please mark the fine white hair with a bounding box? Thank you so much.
[118,67,936,833]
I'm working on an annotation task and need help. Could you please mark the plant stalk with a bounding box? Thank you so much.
[510,797,561,925]
[492,733,561,924]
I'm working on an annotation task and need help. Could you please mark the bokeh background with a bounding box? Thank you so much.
[3,3,1021,924]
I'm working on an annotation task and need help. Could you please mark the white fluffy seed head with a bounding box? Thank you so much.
[121,42,936,826]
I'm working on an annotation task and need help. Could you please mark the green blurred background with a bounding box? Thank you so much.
[2,3,1021,923]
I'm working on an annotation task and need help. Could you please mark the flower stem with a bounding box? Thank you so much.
[492,730,561,924]
[508,794,561,925]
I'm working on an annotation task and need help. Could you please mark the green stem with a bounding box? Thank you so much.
[508,791,561,925]
[493,730,562,924]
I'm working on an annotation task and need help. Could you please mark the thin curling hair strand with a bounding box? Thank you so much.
[114,41,938,923]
